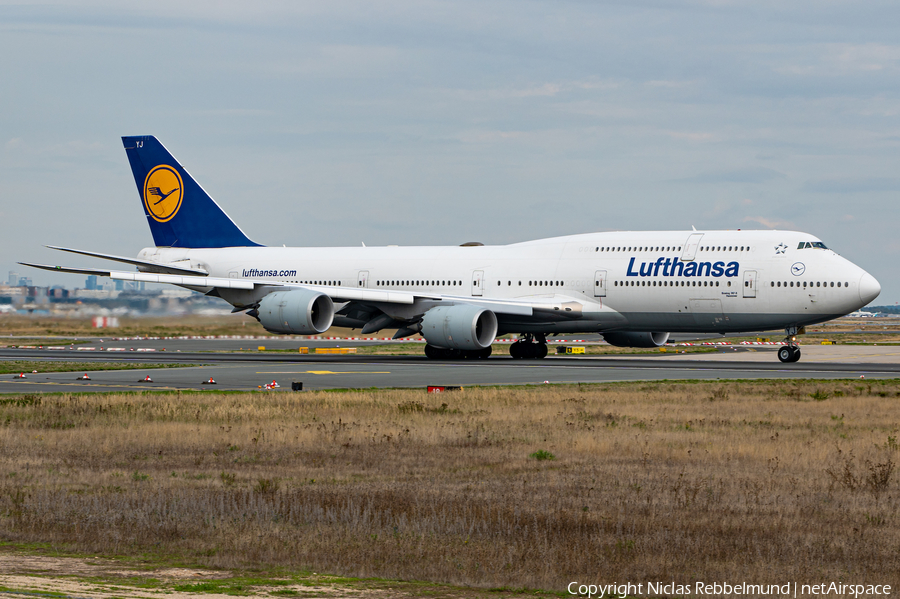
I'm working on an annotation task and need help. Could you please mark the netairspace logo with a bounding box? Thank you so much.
[626,256,739,278]
[567,581,893,597]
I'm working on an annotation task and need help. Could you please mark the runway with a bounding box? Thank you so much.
[1,343,899,393]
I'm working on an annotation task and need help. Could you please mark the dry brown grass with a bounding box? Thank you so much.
[0,381,899,591]
[0,314,272,338]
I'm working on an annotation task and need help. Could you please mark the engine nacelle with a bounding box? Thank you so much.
[421,304,498,350]
[257,290,334,334]
[603,331,669,348]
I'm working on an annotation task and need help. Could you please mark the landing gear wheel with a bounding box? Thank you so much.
[777,346,792,363]
[425,344,441,359]
[778,327,802,363]
[777,346,801,363]
[509,336,548,359]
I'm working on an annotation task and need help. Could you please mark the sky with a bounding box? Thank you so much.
[1,0,898,304]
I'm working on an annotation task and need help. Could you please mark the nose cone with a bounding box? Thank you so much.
[859,272,881,305]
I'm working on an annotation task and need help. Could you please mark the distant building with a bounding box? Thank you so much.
[7,271,18,287]
[86,275,98,290]
[17,276,32,287]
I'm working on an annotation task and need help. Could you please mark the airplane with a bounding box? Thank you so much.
[22,135,881,363]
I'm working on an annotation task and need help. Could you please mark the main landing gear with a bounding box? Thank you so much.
[509,334,548,359]
[778,326,801,363]
[424,345,492,360]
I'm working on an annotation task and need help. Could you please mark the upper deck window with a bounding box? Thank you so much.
[798,241,828,250]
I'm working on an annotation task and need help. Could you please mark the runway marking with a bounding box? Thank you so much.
[257,370,392,375]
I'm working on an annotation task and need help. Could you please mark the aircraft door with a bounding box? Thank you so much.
[357,270,369,288]
[472,270,484,296]
[743,270,757,298]
[681,233,704,262]
[593,270,607,298]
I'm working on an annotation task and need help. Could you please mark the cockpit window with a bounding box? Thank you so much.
[797,241,828,250]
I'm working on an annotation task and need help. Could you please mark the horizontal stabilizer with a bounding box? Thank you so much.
[46,246,208,276]
[19,263,254,290]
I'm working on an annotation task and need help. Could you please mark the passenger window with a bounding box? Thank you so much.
[838,282,841,287]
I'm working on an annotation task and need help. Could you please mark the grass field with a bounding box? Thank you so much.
[0,361,193,375]
[1,380,898,594]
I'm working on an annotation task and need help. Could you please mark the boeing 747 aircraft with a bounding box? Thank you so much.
[22,136,881,363]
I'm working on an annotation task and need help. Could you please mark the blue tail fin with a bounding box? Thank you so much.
[122,136,262,248]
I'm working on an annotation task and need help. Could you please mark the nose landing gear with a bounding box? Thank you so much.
[778,327,801,363]
[509,334,548,359]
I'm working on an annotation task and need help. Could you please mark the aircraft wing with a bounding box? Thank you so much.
[19,262,559,316]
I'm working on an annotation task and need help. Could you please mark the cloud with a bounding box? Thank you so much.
[775,43,900,77]
[676,167,785,184]
[645,80,696,88]
[742,216,795,229]
[803,177,900,193]
[509,83,561,98]
[663,130,717,142]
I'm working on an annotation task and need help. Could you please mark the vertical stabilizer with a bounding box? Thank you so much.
[122,136,261,248]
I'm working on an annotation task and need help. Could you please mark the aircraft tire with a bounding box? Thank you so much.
[778,346,793,363]
[509,342,524,359]
[790,347,801,362]
[536,343,548,359]
[424,344,442,359]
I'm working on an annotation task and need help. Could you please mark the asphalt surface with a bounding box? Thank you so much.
[1,342,899,393]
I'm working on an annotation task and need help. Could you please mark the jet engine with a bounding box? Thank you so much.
[257,290,334,334]
[602,332,669,348]
[420,304,498,350]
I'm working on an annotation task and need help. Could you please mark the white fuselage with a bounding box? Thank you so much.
[138,229,879,335]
